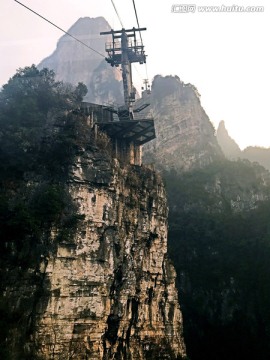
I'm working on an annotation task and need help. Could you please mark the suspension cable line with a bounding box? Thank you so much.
[14,0,105,58]
[110,0,124,28]
[131,0,150,83]
[132,0,143,44]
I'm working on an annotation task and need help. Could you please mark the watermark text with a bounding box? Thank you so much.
[171,4,265,13]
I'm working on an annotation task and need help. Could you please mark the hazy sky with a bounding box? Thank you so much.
[1,0,269,149]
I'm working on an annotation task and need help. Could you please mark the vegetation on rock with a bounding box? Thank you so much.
[164,160,270,360]
[0,65,90,359]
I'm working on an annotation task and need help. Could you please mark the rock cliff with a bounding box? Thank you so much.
[1,111,186,359]
[141,75,224,171]
[34,156,185,359]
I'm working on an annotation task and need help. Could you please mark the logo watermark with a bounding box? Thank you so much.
[171,4,264,13]
[171,4,196,13]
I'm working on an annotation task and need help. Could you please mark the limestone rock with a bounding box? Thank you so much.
[141,75,224,171]
[27,151,186,359]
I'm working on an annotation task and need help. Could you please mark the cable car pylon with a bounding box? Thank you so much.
[100,27,147,121]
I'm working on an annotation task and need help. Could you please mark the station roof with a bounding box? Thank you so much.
[97,119,155,145]
[79,102,155,145]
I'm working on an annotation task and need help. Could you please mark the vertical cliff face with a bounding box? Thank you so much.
[141,75,223,171]
[0,66,185,359]
[30,151,185,359]
[1,122,186,359]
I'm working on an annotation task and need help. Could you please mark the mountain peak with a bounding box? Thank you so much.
[152,75,201,103]
[38,16,123,104]
[218,120,226,129]
[216,120,241,159]
[142,75,223,171]
[62,16,111,37]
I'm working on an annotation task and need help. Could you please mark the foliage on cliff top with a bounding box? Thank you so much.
[0,65,90,266]
[0,65,88,181]
[0,65,90,358]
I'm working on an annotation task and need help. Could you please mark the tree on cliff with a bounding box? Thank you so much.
[0,65,88,359]
[0,64,89,267]
[0,65,87,179]
[0,65,87,111]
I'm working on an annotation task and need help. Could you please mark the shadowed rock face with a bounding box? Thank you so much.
[38,17,124,105]
[141,75,224,171]
[1,114,186,359]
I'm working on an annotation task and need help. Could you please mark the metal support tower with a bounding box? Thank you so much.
[100,27,146,120]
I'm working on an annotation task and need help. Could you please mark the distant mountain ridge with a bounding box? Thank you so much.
[217,120,270,170]
[242,146,270,171]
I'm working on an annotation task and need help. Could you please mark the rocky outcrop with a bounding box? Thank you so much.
[32,153,185,359]
[0,116,186,359]
[38,17,123,105]
[216,120,241,159]
[140,75,223,171]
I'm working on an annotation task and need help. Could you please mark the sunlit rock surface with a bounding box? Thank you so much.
[140,75,224,171]
[30,151,186,359]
